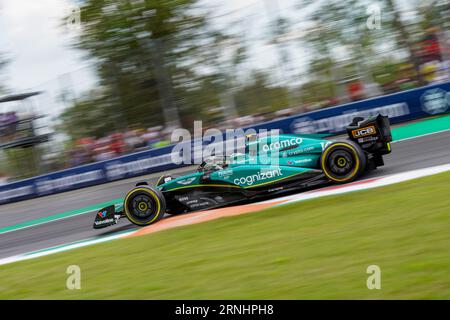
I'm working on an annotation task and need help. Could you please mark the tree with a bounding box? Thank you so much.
[384,0,425,86]
[59,88,117,139]
[299,0,379,87]
[234,71,290,115]
[298,0,429,89]
[63,0,222,138]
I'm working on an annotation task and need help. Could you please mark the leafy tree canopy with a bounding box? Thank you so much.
[62,0,222,138]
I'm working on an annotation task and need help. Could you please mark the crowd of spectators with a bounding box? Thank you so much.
[0,111,39,144]
[60,112,294,169]
[65,126,171,167]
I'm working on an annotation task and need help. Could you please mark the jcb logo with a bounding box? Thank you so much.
[352,126,376,138]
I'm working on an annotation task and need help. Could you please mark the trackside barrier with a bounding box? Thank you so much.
[1,82,449,204]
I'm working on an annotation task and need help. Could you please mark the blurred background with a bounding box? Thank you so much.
[0,0,449,183]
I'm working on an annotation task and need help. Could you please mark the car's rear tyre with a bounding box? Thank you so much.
[321,141,366,183]
[123,186,166,226]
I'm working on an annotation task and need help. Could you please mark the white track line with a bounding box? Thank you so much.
[261,163,450,206]
[0,230,135,266]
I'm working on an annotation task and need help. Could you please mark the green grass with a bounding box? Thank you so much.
[1,172,450,299]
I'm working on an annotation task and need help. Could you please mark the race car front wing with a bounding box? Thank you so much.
[93,204,124,229]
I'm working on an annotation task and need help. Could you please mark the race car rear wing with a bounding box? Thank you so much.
[346,114,392,155]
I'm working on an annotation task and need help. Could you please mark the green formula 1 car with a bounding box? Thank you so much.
[93,114,392,229]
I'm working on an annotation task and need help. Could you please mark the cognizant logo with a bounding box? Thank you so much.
[262,137,303,152]
[234,168,282,186]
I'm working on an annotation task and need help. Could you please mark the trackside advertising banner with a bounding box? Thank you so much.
[1,82,450,204]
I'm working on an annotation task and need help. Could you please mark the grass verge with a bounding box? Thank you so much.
[1,171,450,299]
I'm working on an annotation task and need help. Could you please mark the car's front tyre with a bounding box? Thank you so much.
[124,186,166,226]
[321,141,366,183]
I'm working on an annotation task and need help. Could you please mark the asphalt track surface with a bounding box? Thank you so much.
[1,130,450,259]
